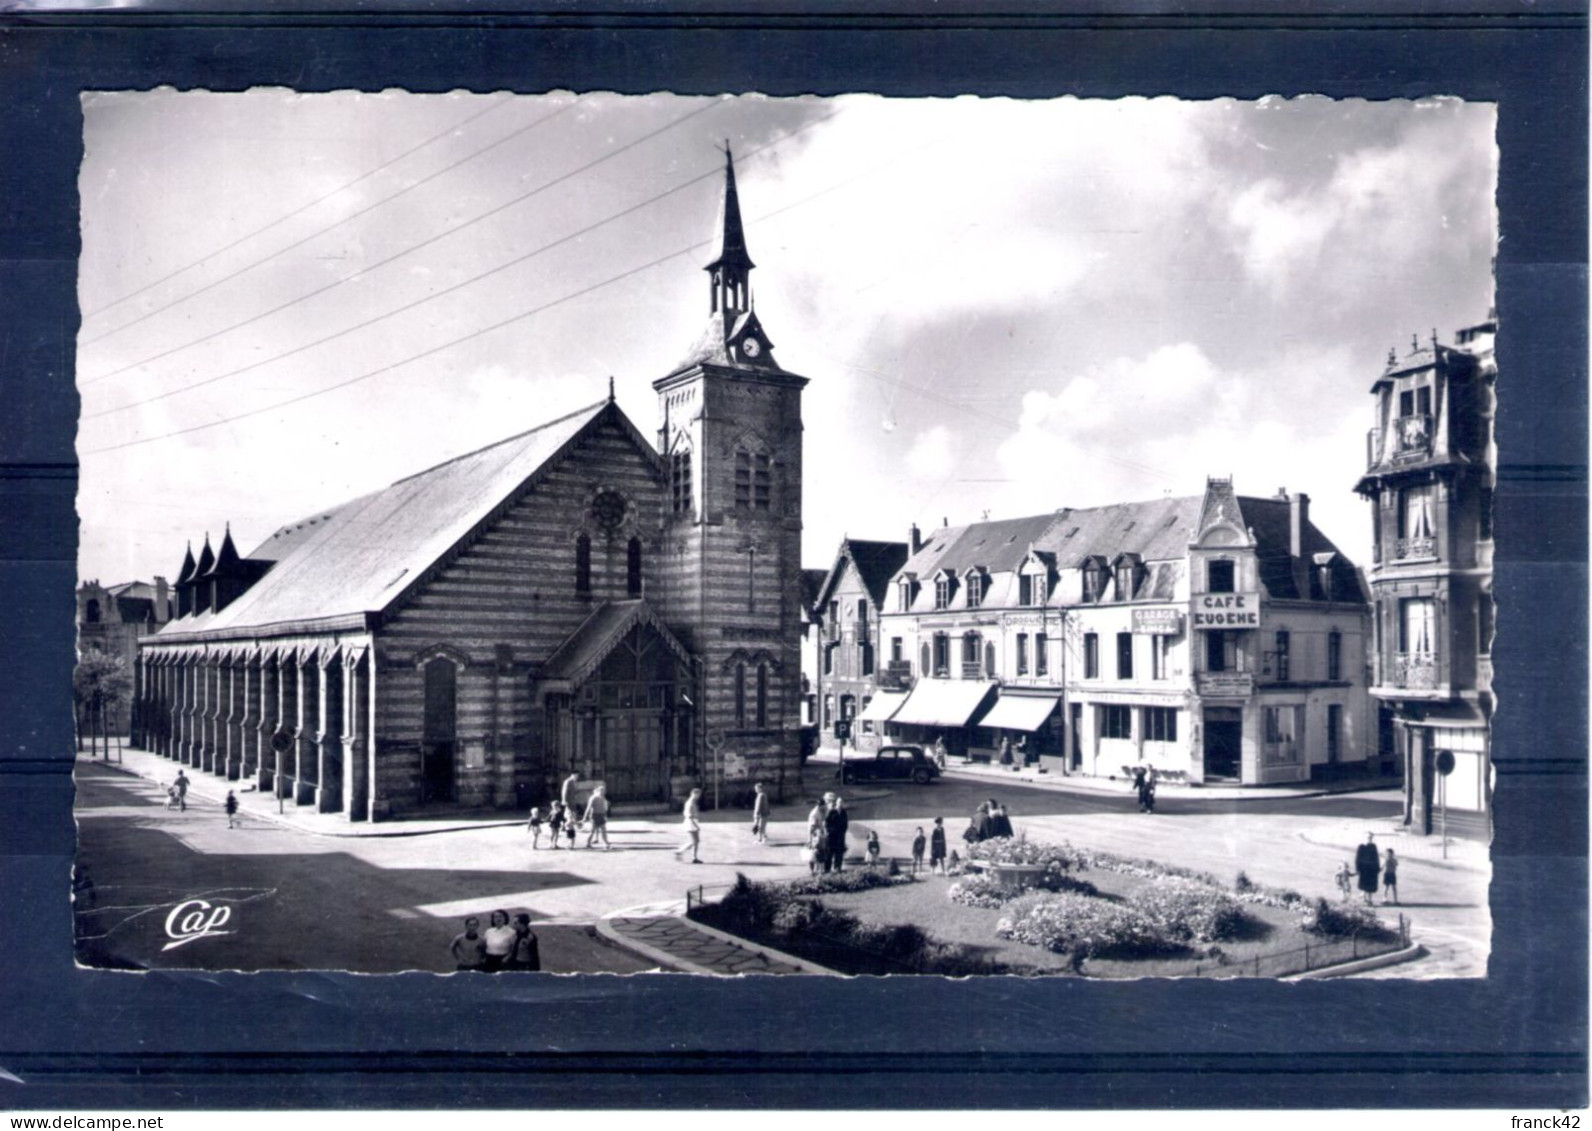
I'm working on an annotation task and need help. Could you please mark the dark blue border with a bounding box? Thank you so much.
[1,5,1585,1110]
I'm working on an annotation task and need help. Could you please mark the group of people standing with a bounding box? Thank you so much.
[963,798,1015,845]
[805,792,850,874]
[449,909,541,972]
[1130,765,1159,813]
[1345,833,1401,905]
[527,773,612,851]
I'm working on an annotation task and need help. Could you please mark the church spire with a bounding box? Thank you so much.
[705,144,755,319]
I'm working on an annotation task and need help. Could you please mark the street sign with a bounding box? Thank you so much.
[1435,749,1456,776]
[723,751,749,780]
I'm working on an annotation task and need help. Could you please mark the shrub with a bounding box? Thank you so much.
[967,834,1089,872]
[949,868,1100,909]
[779,869,912,896]
[996,891,1173,960]
[716,872,780,928]
[1299,897,1396,940]
[1127,876,1253,943]
[1079,848,1221,888]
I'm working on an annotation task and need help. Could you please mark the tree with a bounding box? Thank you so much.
[74,650,131,761]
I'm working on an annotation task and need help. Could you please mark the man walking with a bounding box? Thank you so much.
[560,771,580,812]
[1354,832,1382,906]
[674,787,703,864]
[224,790,239,828]
[174,770,189,812]
[824,796,849,873]
[751,781,770,844]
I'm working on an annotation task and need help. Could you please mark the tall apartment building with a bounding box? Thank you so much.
[1355,313,1496,835]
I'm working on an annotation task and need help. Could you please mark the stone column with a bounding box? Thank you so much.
[205,658,224,774]
[342,650,369,821]
[223,657,243,780]
[257,654,280,793]
[179,659,198,766]
[294,653,317,806]
[239,656,260,780]
[316,653,344,814]
[155,660,170,757]
[278,651,300,801]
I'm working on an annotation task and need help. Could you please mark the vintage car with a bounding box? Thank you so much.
[836,744,941,785]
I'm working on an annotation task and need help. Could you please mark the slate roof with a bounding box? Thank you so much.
[899,513,1062,580]
[800,569,829,616]
[154,398,636,638]
[1238,496,1361,601]
[1038,497,1203,565]
[542,600,692,685]
[815,538,910,612]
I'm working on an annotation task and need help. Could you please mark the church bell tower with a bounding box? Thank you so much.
[654,146,809,799]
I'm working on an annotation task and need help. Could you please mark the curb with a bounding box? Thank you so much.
[594,912,837,977]
[679,916,839,976]
[1285,942,1428,980]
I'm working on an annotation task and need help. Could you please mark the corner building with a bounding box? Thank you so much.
[1355,315,1496,836]
[874,479,1373,786]
[131,151,809,820]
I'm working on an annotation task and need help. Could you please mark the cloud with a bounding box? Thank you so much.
[904,425,957,480]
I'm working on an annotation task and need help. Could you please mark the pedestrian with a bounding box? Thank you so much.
[1354,832,1382,905]
[1382,848,1400,905]
[583,786,612,850]
[174,770,189,812]
[805,822,826,876]
[911,826,926,876]
[1143,767,1158,814]
[449,916,487,972]
[751,781,770,844]
[962,816,981,852]
[482,909,516,972]
[989,799,1014,839]
[563,814,578,850]
[527,806,544,848]
[866,829,881,868]
[1017,736,1031,766]
[1335,861,1353,901]
[999,736,1013,767]
[1132,766,1148,812]
[810,793,834,873]
[932,736,948,771]
[674,787,703,864]
[507,913,541,972]
[930,817,948,875]
[824,796,849,873]
[548,801,565,849]
[560,771,580,812]
[224,790,239,829]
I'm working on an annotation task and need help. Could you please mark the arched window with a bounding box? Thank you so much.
[575,534,592,593]
[627,537,643,597]
[734,662,747,726]
[85,598,101,623]
[755,664,769,727]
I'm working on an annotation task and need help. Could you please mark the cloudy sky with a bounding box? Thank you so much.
[76,91,1496,586]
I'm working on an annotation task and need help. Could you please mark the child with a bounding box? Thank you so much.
[224,790,239,829]
[930,817,948,875]
[548,802,565,849]
[866,829,881,868]
[165,784,179,811]
[1336,861,1353,901]
[563,814,578,850]
[911,826,926,876]
[449,916,487,972]
[526,806,544,849]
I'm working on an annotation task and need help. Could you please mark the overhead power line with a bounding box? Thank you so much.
[81,109,872,457]
[85,105,837,425]
[79,96,582,354]
[82,98,718,397]
[81,95,514,322]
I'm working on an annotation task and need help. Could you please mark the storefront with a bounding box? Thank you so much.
[887,679,997,757]
[977,691,1063,763]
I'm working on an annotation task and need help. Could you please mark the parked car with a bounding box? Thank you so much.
[837,745,941,785]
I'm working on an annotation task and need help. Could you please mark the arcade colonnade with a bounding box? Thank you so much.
[131,636,378,821]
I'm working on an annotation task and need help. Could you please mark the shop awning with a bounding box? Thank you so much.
[858,690,908,723]
[1417,702,1490,728]
[890,680,996,728]
[977,693,1062,733]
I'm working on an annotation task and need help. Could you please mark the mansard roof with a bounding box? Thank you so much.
[153,397,656,639]
[899,513,1061,581]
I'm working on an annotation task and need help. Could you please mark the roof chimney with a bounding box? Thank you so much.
[909,523,922,554]
[1290,492,1311,597]
[153,576,170,624]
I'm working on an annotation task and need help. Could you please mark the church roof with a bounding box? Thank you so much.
[154,398,634,639]
[542,599,693,685]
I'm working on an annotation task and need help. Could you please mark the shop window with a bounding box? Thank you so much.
[1208,559,1235,593]
[1084,633,1099,680]
[1035,633,1048,676]
[1102,704,1132,740]
[1144,707,1177,743]
[1274,630,1291,681]
[1328,630,1343,681]
[1016,634,1029,676]
[1117,632,1134,680]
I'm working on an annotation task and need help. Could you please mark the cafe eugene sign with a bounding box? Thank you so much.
[1192,592,1261,630]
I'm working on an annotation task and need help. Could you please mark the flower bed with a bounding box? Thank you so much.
[966,834,1090,872]
[1125,876,1251,944]
[948,868,1099,910]
[1299,896,1398,941]
[996,891,1172,964]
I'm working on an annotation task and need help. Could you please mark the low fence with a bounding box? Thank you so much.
[1190,914,1411,978]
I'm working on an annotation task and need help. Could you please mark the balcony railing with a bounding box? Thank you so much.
[1392,652,1437,690]
[878,661,913,691]
[1367,414,1435,470]
[1395,535,1437,560]
[960,662,984,680]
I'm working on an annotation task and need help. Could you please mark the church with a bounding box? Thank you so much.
[130,151,810,821]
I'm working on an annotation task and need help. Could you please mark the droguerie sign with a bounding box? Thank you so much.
[1192,593,1261,630]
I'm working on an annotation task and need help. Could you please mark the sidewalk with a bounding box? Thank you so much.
[811,748,1403,802]
[597,908,832,976]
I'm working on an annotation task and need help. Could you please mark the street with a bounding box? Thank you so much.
[73,754,1490,977]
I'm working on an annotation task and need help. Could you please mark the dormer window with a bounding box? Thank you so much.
[1081,557,1107,603]
[965,570,984,608]
[934,575,954,610]
[1113,555,1142,602]
[898,579,917,612]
